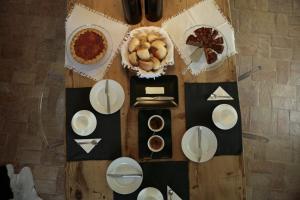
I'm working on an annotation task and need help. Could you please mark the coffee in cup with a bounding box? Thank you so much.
[147,135,165,152]
[148,115,164,132]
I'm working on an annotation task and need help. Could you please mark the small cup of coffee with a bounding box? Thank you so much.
[148,115,164,132]
[147,135,165,152]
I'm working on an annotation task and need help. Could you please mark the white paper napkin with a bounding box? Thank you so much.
[162,0,237,75]
[65,4,129,81]
[75,138,101,153]
[207,86,233,101]
[167,185,182,200]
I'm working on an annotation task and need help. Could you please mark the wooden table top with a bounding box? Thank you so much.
[65,0,245,199]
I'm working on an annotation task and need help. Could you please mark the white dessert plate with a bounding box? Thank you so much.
[71,110,97,136]
[137,187,164,200]
[212,104,238,130]
[106,157,143,195]
[181,126,217,163]
[89,79,125,115]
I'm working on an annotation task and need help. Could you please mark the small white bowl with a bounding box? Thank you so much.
[212,104,238,130]
[71,110,97,136]
[137,187,164,200]
[147,115,165,132]
[147,135,165,153]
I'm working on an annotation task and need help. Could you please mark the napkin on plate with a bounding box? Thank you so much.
[207,86,233,101]
[75,138,102,153]
[162,0,237,75]
[65,4,129,81]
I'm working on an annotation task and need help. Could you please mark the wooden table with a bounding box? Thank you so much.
[65,0,245,199]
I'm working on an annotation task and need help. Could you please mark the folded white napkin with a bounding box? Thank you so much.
[207,86,233,101]
[65,4,129,81]
[75,138,101,153]
[162,0,237,75]
[167,185,182,200]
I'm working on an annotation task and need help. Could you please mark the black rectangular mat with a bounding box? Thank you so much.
[185,82,242,155]
[138,109,172,159]
[66,87,121,161]
[114,161,189,200]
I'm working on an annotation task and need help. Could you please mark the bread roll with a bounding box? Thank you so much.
[139,60,153,71]
[141,42,151,49]
[136,48,151,60]
[137,32,147,43]
[151,57,161,70]
[147,33,161,42]
[151,40,166,49]
[128,37,140,52]
[128,52,138,66]
[152,45,167,60]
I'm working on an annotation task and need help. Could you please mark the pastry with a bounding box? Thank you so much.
[128,52,138,66]
[147,33,161,42]
[128,37,140,52]
[151,40,166,49]
[141,42,151,49]
[185,27,224,64]
[136,48,151,60]
[151,57,161,70]
[139,60,153,71]
[70,28,107,64]
[152,45,167,60]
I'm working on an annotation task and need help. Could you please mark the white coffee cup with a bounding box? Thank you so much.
[147,115,165,132]
[147,135,165,152]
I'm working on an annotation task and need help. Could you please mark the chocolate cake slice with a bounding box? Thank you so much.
[186,35,204,47]
[204,48,217,64]
[211,44,224,54]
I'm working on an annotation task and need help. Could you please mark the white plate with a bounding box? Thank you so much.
[137,187,164,200]
[181,126,217,163]
[71,110,97,136]
[89,79,125,115]
[66,24,113,69]
[183,25,228,71]
[212,104,238,130]
[106,157,143,195]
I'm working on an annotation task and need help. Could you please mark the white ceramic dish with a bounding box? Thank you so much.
[181,126,217,163]
[106,157,143,195]
[137,187,164,200]
[212,104,238,130]
[89,79,125,115]
[71,110,97,136]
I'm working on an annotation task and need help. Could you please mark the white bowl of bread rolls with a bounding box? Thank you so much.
[121,26,174,78]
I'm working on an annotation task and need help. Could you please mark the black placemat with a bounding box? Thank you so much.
[66,87,121,161]
[185,82,242,155]
[138,109,172,159]
[114,161,189,200]
[130,75,178,106]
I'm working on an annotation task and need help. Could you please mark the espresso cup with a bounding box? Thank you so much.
[147,115,164,132]
[147,135,165,152]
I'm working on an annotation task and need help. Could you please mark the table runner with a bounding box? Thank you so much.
[66,87,121,161]
[162,0,237,75]
[114,161,189,200]
[185,82,242,155]
[65,4,129,81]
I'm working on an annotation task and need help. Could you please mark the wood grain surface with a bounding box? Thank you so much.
[65,0,245,199]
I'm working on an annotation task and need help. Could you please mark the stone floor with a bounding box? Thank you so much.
[0,0,299,200]
[230,0,300,199]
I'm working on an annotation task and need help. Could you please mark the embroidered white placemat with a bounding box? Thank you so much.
[162,0,237,75]
[65,4,129,81]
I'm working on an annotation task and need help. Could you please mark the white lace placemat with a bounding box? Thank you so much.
[162,0,237,75]
[65,4,129,81]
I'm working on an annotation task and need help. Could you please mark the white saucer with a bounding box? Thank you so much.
[181,126,218,163]
[71,110,97,136]
[212,104,238,130]
[90,79,125,115]
[137,187,164,200]
[106,157,143,195]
